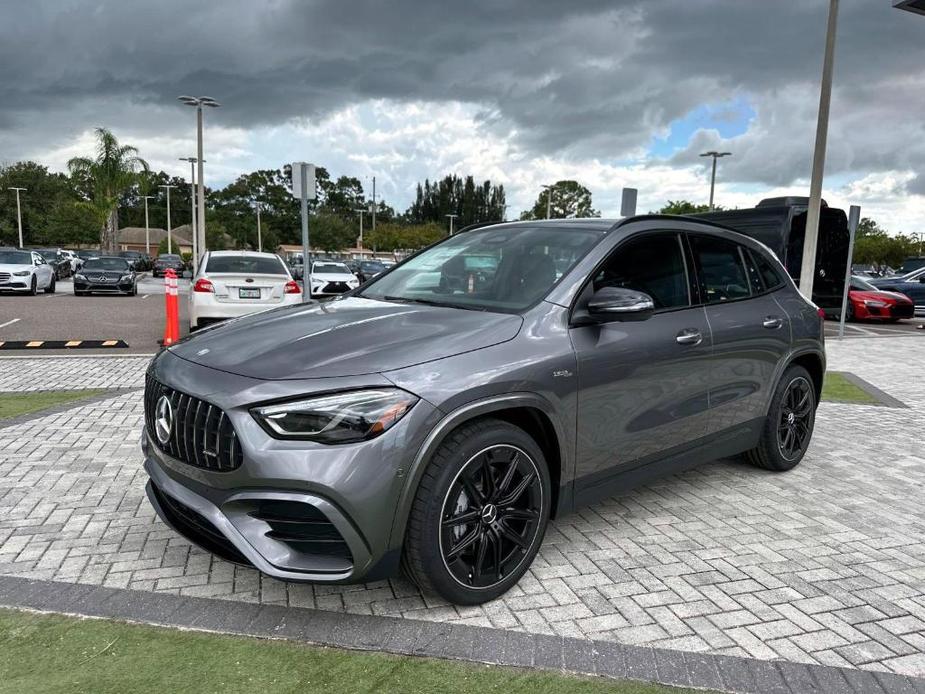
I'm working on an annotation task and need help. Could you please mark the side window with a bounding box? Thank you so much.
[741,248,764,295]
[592,234,690,310]
[691,236,751,303]
[751,250,785,291]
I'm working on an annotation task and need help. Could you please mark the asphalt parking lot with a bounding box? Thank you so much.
[824,317,925,339]
[0,275,190,354]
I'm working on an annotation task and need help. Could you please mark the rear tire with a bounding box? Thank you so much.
[745,365,816,472]
[44,276,56,294]
[403,418,551,605]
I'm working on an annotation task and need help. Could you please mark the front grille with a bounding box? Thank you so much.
[322,281,350,294]
[149,483,250,566]
[250,500,353,565]
[892,303,915,319]
[144,373,243,471]
[0,272,10,283]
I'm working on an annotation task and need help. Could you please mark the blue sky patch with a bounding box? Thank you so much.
[649,98,756,158]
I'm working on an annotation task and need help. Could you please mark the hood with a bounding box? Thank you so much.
[0,263,31,273]
[169,296,523,379]
[311,271,356,281]
[851,289,911,303]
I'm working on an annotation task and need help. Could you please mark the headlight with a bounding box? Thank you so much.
[120,274,132,282]
[75,273,86,281]
[251,389,418,443]
[13,270,30,276]
[864,300,887,308]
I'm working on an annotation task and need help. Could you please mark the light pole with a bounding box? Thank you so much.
[699,151,732,210]
[160,184,176,254]
[178,96,220,259]
[446,214,458,236]
[141,195,154,254]
[800,0,839,301]
[371,176,376,233]
[354,208,366,251]
[541,184,554,219]
[255,199,262,252]
[179,157,200,272]
[7,187,26,247]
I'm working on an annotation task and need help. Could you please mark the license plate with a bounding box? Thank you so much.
[238,288,261,299]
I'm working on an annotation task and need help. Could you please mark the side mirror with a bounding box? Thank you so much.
[587,286,655,321]
[918,276,925,283]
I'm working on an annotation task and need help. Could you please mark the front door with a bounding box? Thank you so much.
[570,232,714,492]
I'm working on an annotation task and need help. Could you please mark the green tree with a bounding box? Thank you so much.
[406,175,506,226]
[851,218,915,269]
[67,128,149,253]
[45,200,100,248]
[365,222,443,252]
[655,200,714,215]
[310,214,355,253]
[0,161,76,246]
[520,180,598,220]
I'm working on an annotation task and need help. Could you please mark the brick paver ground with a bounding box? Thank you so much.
[1,338,923,679]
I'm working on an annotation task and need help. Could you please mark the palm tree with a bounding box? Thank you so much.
[68,128,149,253]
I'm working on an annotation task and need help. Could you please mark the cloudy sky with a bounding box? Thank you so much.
[1,0,924,232]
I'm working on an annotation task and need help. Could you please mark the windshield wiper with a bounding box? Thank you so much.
[379,295,487,311]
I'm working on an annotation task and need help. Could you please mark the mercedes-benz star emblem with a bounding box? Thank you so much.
[154,395,173,445]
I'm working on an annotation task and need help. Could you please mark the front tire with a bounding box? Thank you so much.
[745,365,816,472]
[403,418,551,605]
[44,276,55,294]
[27,277,37,296]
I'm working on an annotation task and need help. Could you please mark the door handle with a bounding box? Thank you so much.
[676,329,702,346]
[763,316,783,329]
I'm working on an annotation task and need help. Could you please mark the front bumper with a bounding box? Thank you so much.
[141,350,439,583]
[74,280,134,292]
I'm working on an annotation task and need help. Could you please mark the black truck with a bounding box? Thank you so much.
[693,197,849,315]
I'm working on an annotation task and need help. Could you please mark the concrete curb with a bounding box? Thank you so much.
[0,575,922,694]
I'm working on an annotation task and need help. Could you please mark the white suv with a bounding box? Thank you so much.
[189,251,303,330]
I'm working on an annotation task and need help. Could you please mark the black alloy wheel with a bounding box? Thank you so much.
[439,444,543,590]
[777,377,813,462]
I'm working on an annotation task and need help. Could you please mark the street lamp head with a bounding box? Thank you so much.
[700,151,732,158]
[177,95,221,108]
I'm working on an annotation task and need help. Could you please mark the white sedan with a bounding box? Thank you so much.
[0,249,56,294]
[309,261,360,297]
[189,251,303,330]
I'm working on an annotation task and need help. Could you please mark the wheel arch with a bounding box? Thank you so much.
[388,393,571,552]
[787,351,825,405]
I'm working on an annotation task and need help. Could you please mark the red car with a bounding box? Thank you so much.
[848,275,915,321]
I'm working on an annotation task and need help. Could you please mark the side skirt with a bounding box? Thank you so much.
[570,417,765,511]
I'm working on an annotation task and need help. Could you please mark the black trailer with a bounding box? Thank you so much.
[693,197,849,314]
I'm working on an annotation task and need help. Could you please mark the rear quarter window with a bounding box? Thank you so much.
[751,250,786,291]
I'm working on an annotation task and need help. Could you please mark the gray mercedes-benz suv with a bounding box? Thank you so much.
[143,216,825,605]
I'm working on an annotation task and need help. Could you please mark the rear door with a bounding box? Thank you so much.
[688,234,791,433]
[570,231,714,487]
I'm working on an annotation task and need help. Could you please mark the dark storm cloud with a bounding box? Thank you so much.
[1,0,924,187]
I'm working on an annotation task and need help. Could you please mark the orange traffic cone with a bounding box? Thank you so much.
[162,269,180,346]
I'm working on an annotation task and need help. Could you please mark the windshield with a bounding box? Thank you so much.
[850,276,877,291]
[360,225,602,312]
[158,255,180,262]
[83,258,130,271]
[77,251,97,258]
[0,250,32,264]
[360,261,385,272]
[39,250,58,259]
[313,262,350,274]
[206,255,287,275]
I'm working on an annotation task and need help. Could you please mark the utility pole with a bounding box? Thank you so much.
[255,199,262,252]
[371,176,376,233]
[179,158,200,272]
[699,151,732,210]
[800,0,839,301]
[8,187,26,247]
[354,208,366,251]
[141,195,154,254]
[160,184,176,255]
[446,213,458,236]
